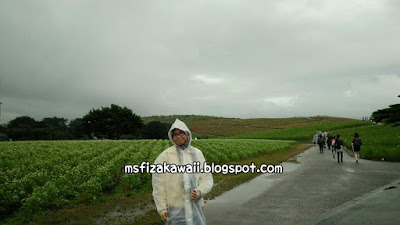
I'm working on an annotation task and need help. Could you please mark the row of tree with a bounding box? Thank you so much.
[371,95,400,126]
[1,95,398,141]
[0,104,170,141]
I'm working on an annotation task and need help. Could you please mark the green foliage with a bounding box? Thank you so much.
[6,116,71,140]
[371,95,400,126]
[34,117,69,140]
[39,117,68,130]
[226,121,371,140]
[0,139,295,224]
[0,124,7,133]
[140,121,169,139]
[329,125,400,161]
[4,105,146,140]
[82,104,144,139]
[7,116,37,129]
[0,125,8,141]
[6,116,37,140]
[68,118,85,139]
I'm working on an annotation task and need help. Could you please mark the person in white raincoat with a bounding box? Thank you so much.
[152,119,213,225]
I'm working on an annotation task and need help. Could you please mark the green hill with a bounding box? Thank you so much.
[142,115,228,125]
[185,116,360,137]
[226,121,371,140]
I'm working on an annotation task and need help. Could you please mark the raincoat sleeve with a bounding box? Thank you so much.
[196,151,213,198]
[152,152,168,214]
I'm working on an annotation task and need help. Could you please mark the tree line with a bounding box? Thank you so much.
[1,94,398,141]
[0,104,170,141]
[371,95,400,126]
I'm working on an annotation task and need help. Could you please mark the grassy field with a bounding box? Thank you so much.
[142,115,227,124]
[186,116,359,137]
[224,121,399,162]
[3,115,397,224]
[143,115,359,137]
[0,139,297,225]
[329,124,400,161]
[226,121,372,140]
[27,144,310,225]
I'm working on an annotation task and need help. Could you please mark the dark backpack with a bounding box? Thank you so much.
[336,139,342,149]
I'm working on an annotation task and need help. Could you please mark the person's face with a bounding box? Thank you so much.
[172,129,187,146]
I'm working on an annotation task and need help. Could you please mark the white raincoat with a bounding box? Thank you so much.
[152,119,213,225]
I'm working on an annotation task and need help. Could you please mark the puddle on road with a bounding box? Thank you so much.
[204,161,301,219]
[286,159,300,164]
[281,161,302,172]
[343,167,355,173]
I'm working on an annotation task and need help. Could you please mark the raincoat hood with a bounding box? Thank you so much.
[168,119,192,148]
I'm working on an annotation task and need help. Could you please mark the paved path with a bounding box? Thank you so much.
[203,145,400,225]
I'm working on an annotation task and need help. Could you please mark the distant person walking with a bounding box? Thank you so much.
[317,134,325,153]
[336,135,344,163]
[352,133,362,163]
[327,135,332,150]
[313,134,318,145]
[331,136,336,159]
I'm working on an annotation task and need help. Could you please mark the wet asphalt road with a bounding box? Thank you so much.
[204,145,400,225]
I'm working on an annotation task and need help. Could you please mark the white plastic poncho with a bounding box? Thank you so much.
[152,119,213,225]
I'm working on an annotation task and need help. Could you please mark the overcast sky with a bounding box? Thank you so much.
[1,0,399,124]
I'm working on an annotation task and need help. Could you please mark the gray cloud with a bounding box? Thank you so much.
[1,0,399,124]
